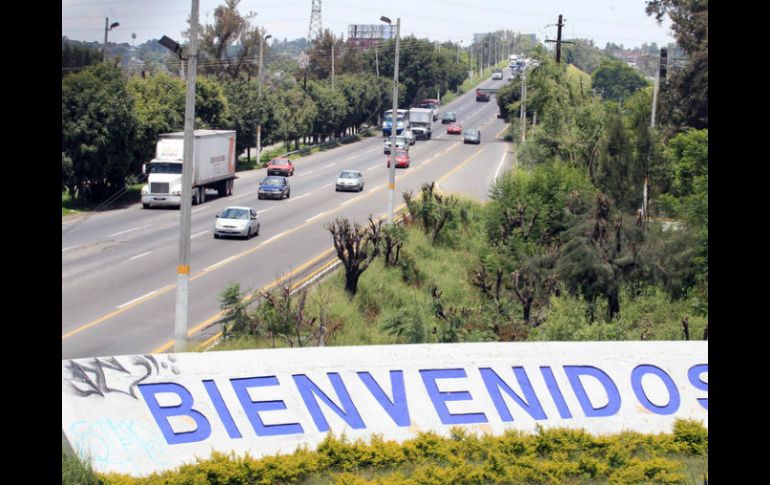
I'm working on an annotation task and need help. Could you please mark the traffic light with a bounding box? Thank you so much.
[659,48,668,84]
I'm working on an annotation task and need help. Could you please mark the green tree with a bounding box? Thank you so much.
[307,30,344,81]
[223,79,260,156]
[594,113,643,213]
[272,84,317,149]
[591,59,650,102]
[127,73,185,166]
[198,0,262,79]
[646,0,708,129]
[306,80,347,142]
[562,39,613,74]
[195,76,229,128]
[61,63,138,203]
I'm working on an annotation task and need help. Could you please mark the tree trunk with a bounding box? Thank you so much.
[607,286,620,320]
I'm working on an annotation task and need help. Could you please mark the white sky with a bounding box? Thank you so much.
[62,0,676,49]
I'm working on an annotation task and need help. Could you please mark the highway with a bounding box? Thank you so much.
[62,69,515,359]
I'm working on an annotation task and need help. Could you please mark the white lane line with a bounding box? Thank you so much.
[107,224,149,238]
[230,193,246,200]
[288,192,312,202]
[305,212,327,222]
[117,290,159,309]
[129,251,152,261]
[261,231,286,245]
[494,149,508,181]
[321,183,333,189]
[192,230,209,239]
[342,197,361,206]
[345,154,360,161]
[191,207,208,214]
[365,147,379,153]
[203,255,239,272]
[366,165,378,172]
[323,163,336,169]
[298,170,315,177]
[258,207,275,215]
[62,246,77,252]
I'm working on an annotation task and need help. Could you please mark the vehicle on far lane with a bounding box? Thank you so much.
[336,170,365,192]
[403,129,416,145]
[267,157,294,176]
[258,176,290,199]
[442,112,457,124]
[447,122,463,135]
[463,129,481,144]
[213,206,260,239]
[384,135,408,154]
[387,149,410,168]
[492,68,503,80]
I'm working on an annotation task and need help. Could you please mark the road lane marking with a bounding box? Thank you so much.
[192,230,209,239]
[230,193,246,200]
[107,224,149,237]
[323,163,336,169]
[191,207,209,214]
[321,183,332,189]
[345,154,360,161]
[203,255,239,272]
[365,147,379,153]
[261,231,287,245]
[366,165,378,172]
[117,290,160,309]
[62,246,77,252]
[494,149,508,181]
[129,251,152,261]
[258,207,275,215]
[298,170,315,177]
[305,212,327,222]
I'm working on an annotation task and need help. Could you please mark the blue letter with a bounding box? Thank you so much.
[564,366,621,418]
[358,371,410,427]
[203,380,242,439]
[419,369,487,425]
[688,364,708,410]
[292,373,365,432]
[230,376,304,436]
[631,365,680,415]
[138,382,211,445]
[540,366,572,419]
[479,367,547,422]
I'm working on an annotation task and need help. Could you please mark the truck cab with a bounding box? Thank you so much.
[419,99,440,121]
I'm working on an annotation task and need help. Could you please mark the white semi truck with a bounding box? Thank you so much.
[408,108,433,140]
[141,130,237,209]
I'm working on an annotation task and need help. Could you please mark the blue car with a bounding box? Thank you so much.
[258,176,291,200]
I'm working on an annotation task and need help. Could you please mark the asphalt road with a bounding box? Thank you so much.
[62,69,515,359]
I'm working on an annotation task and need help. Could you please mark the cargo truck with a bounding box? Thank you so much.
[141,130,237,208]
[408,108,433,140]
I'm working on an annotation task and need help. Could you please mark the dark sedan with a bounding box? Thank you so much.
[441,112,457,124]
[258,176,291,199]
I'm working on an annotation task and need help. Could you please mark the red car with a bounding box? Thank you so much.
[447,122,463,135]
[386,149,410,168]
[267,157,294,176]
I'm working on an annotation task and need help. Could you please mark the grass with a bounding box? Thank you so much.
[62,448,100,485]
[62,183,143,218]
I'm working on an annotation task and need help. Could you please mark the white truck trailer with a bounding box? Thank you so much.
[408,108,433,140]
[141,130,237,208]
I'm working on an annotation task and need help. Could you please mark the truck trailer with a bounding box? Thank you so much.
[408,108,433,140]
[141,130,237,208]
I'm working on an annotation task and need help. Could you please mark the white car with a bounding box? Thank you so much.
[336,170,364,192]
[403,129,416,146]
[213,206,260,239]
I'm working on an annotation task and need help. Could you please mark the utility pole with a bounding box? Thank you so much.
[331,43,335,90]
[381,16,400,224]
[375,43,379,77]
[257,33,271,162]
[102,17,119,62]
[545,15,573,64]
[174,0,199,353]
[520,67,527,142]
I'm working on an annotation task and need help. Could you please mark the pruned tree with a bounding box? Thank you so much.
[326,217,378,295]
[198,0,262,80]
[403,182,459,245]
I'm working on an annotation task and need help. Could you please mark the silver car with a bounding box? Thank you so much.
[384,136,408,154]
[336,170,364,192]
[213,206,260,239]
[403,129,416,146]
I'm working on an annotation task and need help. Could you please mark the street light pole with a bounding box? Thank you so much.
[174,0,199,353]
[102,18,119,62]
[381,16,400,224]
[257,33,271,163]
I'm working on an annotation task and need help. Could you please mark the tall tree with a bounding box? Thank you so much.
[199,0,262,79]
[127,73,185,166]
[594,114,642,213]
[62,63,137,203]
[591,59,650,102]
[306,30,343,81]
[646,0,708,129]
